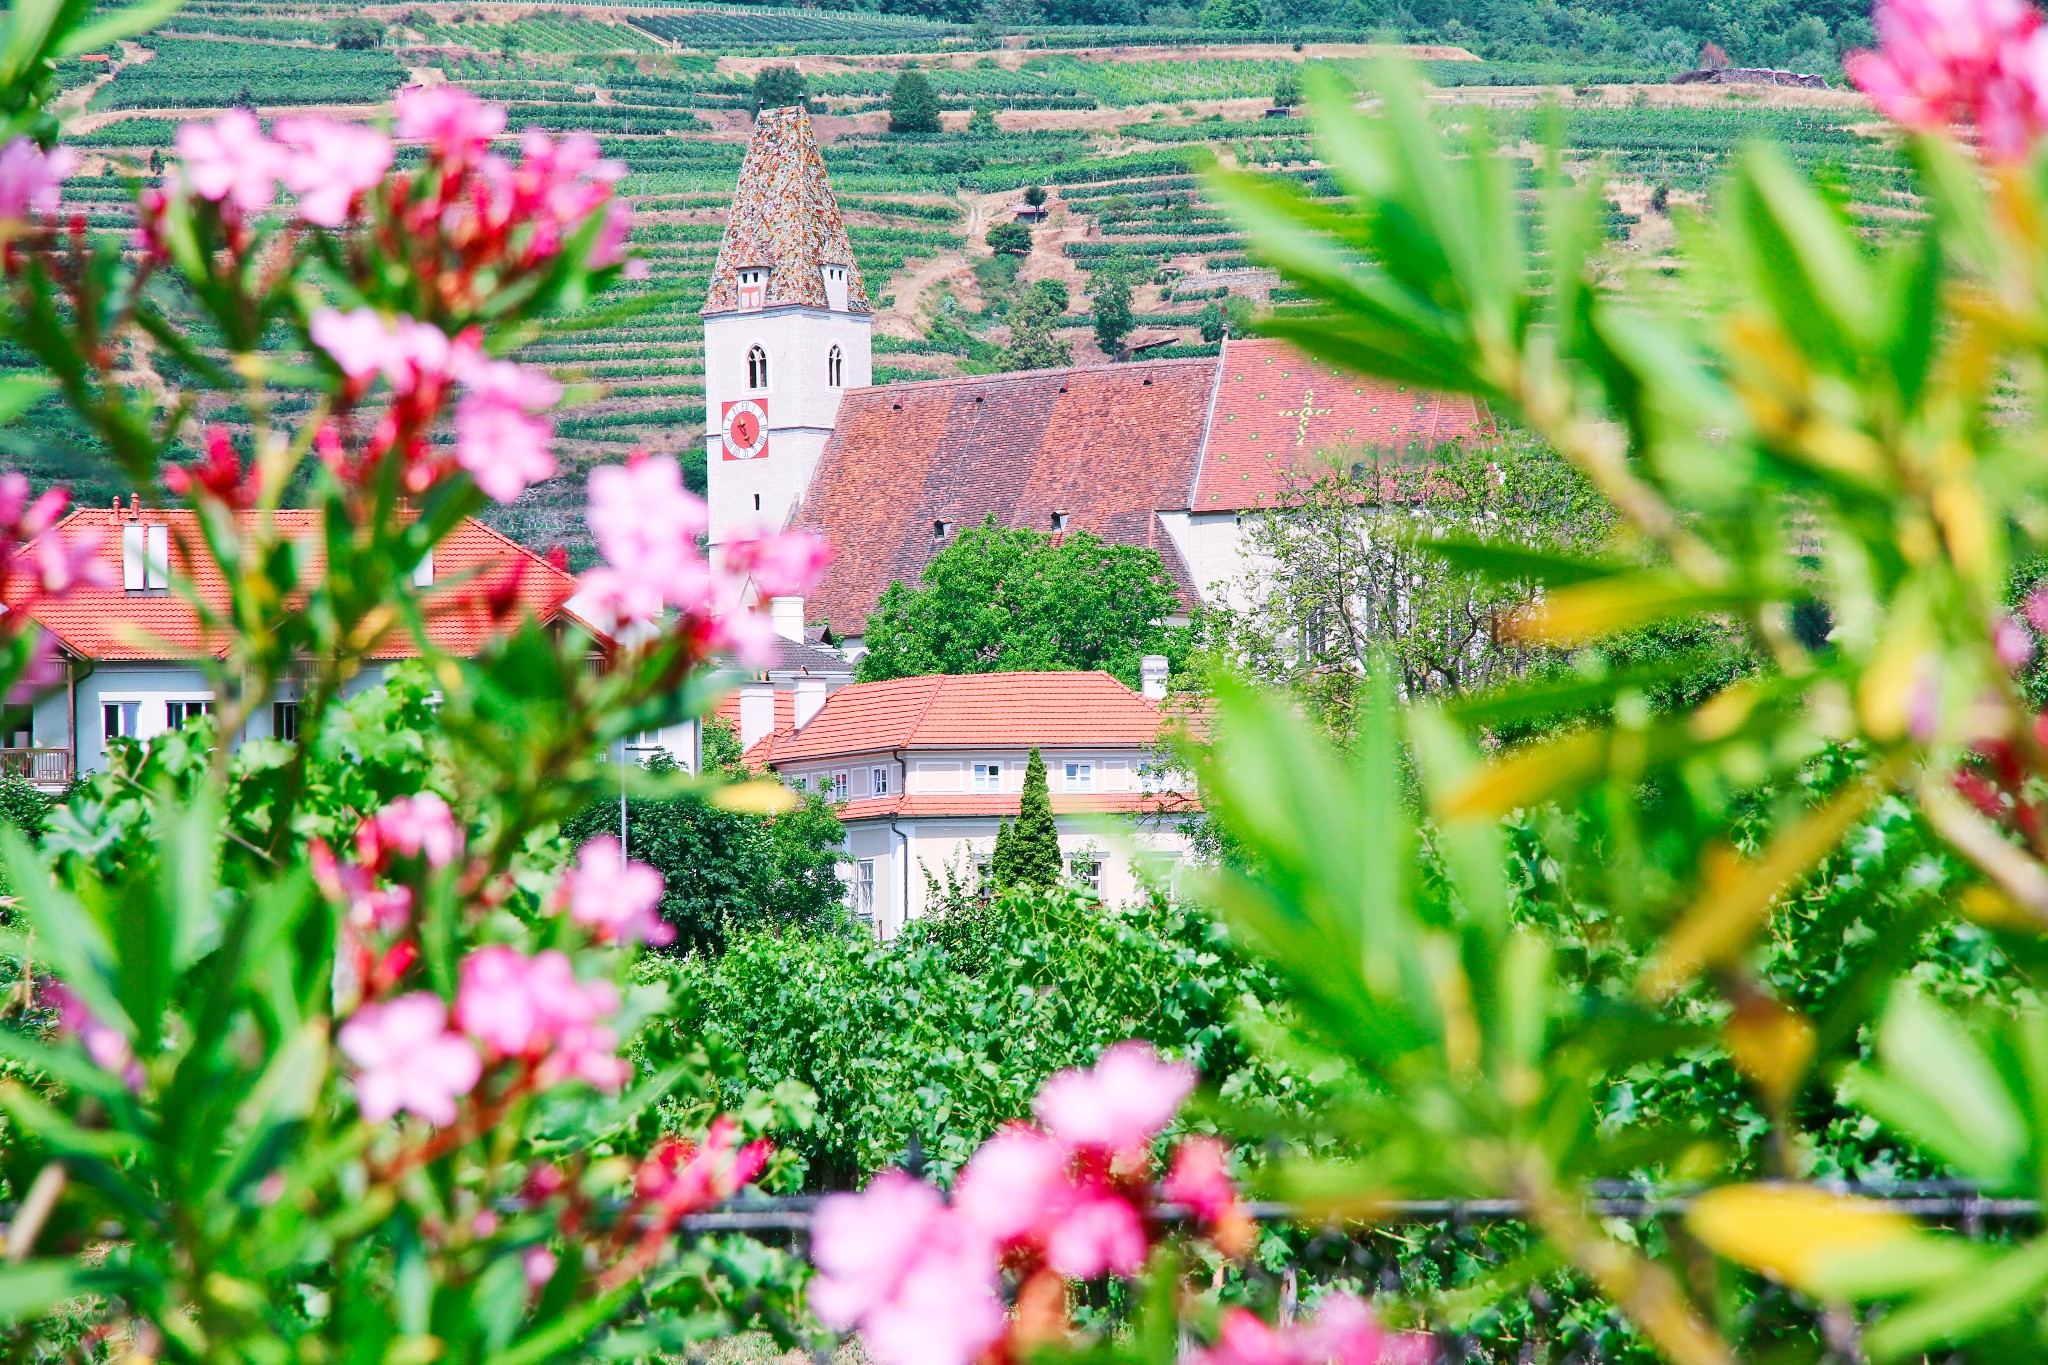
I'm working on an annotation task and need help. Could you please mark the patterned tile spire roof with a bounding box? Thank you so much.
[702,106,871,317]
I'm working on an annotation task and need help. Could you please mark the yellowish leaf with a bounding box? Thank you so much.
[1688,1185,1919,1293]
[1642,767,1893,997]
[1435,729,1604,820]
[1504,575,1709,646]
[710,779,799,815]
[1723,990,1815,1108]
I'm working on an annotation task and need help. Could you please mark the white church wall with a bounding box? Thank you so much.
[705,305,872,549]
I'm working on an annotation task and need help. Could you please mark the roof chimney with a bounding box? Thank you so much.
[770,595,804,644]
[794,675,826,731]
[1140,654,1169,702]
[739,681,777,750]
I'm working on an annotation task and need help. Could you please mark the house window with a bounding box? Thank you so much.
[1070,857,1103,895]
[850,858,876,922]
[871,765,891,796]
[828,344,843,387]
[831,771,849,801]
[272,701,300,743]
[1064,761,1094,793]
[747,344,769,390]
[973,762,1002,793]
[102,702,139,743]
[165,700,213,731]
[933,519,952,540]
[788,773,809,792]
[121,522,170,593]
[0,706,28,749]
[1050,511,1069,531]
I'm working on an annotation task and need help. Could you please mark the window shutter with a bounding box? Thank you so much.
[121,523,145,590]
[145,524,169,590]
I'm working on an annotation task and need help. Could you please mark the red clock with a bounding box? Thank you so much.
[721,398,769,461]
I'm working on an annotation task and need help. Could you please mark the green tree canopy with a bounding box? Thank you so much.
[560,720,848,954]
[854,519,1191,688]
[985,221,1032,255]
[1090,255,1135,358]
[1002,279,1074,370]
[753,64,806,111]
[888,69,942,134]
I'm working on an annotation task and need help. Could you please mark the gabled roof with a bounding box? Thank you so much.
[829,791,1200,821]
[744,671,1176,765]
[702,106,870,317]
[8,507,584,661]
[794,358,1217,636]
[791,339,1488,639]
[1192,339,1486,509]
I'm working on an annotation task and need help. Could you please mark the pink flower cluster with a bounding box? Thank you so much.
[810,1043,1241,1365]
[310,307,562,502]
[0,137,76,227]
[1196,1296,1433,1365]
[0,475,110,599]
[337,944,631,1128]
[456,944,631,1090]
[174,108,391,226]
[1846,0,2048,159]
[576,454,830,666]
[560,836,674,946]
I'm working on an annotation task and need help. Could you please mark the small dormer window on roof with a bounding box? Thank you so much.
[121,522,170,594]
[737,267,766,311]
[933,519,952,540]
[1050,511,1070,532]
[823,262,849,311]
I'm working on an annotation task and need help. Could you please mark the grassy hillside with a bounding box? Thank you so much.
[13,2,1901,562]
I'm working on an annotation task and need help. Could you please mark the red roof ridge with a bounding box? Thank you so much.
[835,352,1215,400]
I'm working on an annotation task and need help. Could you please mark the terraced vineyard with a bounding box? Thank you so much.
[20,3,1898,558]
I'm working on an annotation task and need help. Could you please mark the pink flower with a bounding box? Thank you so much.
[309,309,457,393]
[523,1245,558,1289]
[1043,1188,1149,1278]
[561,835,673,945]
[954,1124,1071,1243]
[454,945,631,1090]
[635,1117,772,1214]
[579,456,713,623]
[591,200,632,267]
[1163,1135,1238,1222]
[1197,1296,1433,1365]
[46,981,143,1093]
[2027,587,2048,636]
[1997,613,2036,669]
[1033,1042,1194,1156]
[809,1171,1006,1365]
[32,524,111,595]
[0,137,76,223]
[338,992,482,1125]
[723,528,833,599]
[451,356,560,502]
[395,86,506,166]
[371,792,464,868]
[175,110,284,213]
[1846,0,2048,158]
[275,116,392,227]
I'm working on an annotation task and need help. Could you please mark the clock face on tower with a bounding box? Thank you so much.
[721,398,769,461]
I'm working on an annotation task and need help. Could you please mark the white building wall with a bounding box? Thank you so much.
[705,305,873,550]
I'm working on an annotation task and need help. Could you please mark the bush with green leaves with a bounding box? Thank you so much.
[855,518,1193,688]
[888,68,942,133]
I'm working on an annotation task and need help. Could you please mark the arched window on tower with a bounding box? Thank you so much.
[827,344,843,388]
[747,345,769,390]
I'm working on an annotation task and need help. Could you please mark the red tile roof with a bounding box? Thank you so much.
[1195,338,1486,509]
[830,791,1201,821]
[796,358,1217,636]
[793,339,1487,638]
[743,671,1176,765]
[9,508,584,661]
[711,685,795,737]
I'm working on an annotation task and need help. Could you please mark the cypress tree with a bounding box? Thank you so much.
[990,818,1015,887]
[1009,747,1063,889]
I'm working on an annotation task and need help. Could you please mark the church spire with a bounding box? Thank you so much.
[703,106,870,317]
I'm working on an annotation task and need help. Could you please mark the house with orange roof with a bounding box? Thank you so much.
[1,501,606,787]
[742,662,1197,934]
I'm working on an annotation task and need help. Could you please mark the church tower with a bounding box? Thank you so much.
[703,106,873,554]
